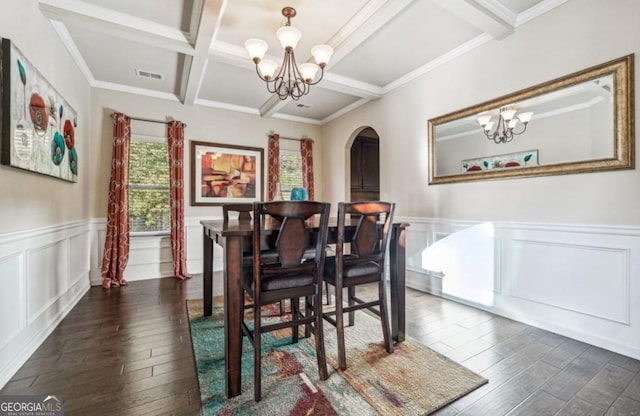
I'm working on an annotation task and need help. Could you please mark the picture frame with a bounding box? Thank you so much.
[190,140,264,206]
[462,149,539,173]
[1,38,79,182]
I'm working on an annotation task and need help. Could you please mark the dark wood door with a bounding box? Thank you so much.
[350,136,379,201]
[361,139,380,190]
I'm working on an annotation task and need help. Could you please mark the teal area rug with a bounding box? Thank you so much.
[187,298,488,415]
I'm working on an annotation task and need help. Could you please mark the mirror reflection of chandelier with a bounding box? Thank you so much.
[244,7,334,101]
[477,107,534,144]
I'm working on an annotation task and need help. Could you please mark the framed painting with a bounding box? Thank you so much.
[1,38,78,182]
[190,140,264,206]
[462,149,539,173]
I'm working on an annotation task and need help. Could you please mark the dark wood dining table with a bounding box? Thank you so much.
[201,217,409,398]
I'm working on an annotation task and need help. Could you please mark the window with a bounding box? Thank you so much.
[128,137,170,233]
[279,149,303,200]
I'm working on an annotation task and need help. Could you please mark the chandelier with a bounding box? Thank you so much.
[244,7,333,101]
[477,107,534,144]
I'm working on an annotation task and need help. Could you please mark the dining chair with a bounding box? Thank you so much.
[224,202,333,307]
[222,203,253,222]
[241,200,330,401]
[322,201,395,371]
[223,202,288,314]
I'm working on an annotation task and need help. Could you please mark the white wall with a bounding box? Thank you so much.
[87,89,325,287]
[3,0,640,389]
[0,1,92,233]
[0,0,92,388]
[320,0,640,359]
[0,0,325,387]
[323,0,640,224]
[89,89,324,221]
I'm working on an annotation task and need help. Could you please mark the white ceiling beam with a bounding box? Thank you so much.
[207,41,384,101]
[431,0,515,40]
[516,0,570,26]
[325,0,416,70]
[259,95,289,119]
[38,0,193,54]
[187,0,205,44]
[320,73,383,100]
[383,33,493,92]
[180,0,226,105]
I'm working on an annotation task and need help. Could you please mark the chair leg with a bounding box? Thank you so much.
[314,289,329,380]
[254,305,262,402]
[324,282,331,305]
[304,295,312,338]
[279,300,286,315]
[335,283,347,371]
[378,280,393,354]
[291,297,299,343]
[347,286,355,327]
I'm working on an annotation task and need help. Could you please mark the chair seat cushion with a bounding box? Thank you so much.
[242,268,314,292]
[323,256,380,284]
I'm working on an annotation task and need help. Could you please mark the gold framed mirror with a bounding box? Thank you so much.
[428,54,634,185]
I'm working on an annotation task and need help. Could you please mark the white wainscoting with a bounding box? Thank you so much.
[185,217,220,276]
[91,217,225,294]
[92,221,175,285]
[404,217,640,360]
[4,215,638,389]
[0,221,92,388]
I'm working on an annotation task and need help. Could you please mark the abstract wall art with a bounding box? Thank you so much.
[190,140,264,206]
[1,38,78,182]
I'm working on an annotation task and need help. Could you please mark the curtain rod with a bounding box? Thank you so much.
[269,134,314,143]
[110,113,187,127]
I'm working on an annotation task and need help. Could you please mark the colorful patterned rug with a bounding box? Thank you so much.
[187,298,488,415]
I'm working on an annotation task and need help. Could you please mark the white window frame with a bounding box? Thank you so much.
[128,134,170,237]
[279,148,303,200]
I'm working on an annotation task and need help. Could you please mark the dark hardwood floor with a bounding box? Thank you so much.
[2,275,639,415]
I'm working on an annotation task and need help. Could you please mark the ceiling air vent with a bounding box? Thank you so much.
[135,69,163,80]
[295,103,313,109]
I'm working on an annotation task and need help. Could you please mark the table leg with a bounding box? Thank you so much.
[390,224,407,342]
[224,235,243,398]
[203,230,213,317]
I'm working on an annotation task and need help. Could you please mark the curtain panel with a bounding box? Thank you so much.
[168,121,191,280]
[267,134,280,201]
[300,138,315,201]
[101,112,131,288]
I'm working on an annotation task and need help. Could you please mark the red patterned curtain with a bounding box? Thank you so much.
[101,112,131,288]
[168,121,191,280]
[300,138,315,200]
[267,134,280,201]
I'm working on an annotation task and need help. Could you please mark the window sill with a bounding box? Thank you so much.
[130,231,170,238]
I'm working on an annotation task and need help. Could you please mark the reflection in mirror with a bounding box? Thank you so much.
[429,54,634,184]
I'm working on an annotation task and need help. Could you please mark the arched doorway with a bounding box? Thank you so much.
[350,127,380,201]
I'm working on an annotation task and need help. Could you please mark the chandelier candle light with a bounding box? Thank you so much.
[244,6,334,100]
[477,107,534,144]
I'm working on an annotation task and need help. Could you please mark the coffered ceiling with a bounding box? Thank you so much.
[38,0,568,125]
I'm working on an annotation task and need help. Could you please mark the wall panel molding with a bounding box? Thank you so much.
[0,221,91,389]
[508,238,630,324]
[2,214,639,390]
[0,253,25,352]
[397,215,640,360]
